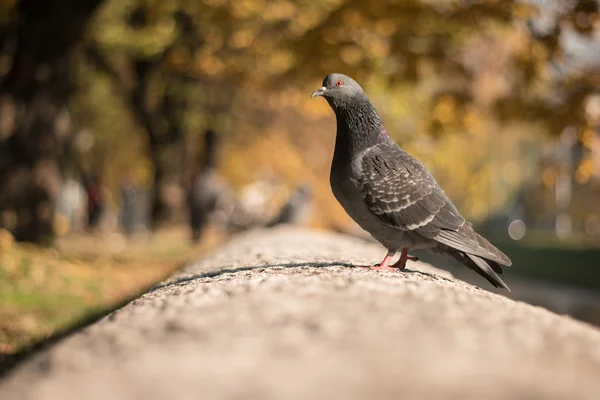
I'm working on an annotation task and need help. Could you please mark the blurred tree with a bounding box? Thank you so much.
[2,0,600,242]
[85,4,197,226]
[0,0,104,243]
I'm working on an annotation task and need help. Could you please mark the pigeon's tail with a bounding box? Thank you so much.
[446,250,510,291]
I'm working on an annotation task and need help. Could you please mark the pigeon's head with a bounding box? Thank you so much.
[311,73,366,108]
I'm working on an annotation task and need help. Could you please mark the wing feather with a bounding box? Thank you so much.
[359,142,511,267]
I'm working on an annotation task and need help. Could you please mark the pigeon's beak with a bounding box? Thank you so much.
[311,86,326,98]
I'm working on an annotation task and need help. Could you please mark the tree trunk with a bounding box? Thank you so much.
[0,0,104,243]
[150,83,188,228]
[85,14,198,230]
[129,66,187,229]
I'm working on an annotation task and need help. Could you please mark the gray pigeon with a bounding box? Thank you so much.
[312,73,512,290]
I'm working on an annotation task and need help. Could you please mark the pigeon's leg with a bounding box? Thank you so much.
[390,248,419,270]
[363,251,398,271]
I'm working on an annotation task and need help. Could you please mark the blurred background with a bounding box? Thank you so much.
[1,0,600,355]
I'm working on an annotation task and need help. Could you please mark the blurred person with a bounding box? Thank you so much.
[229,169,280,232]
[120,175,138,237]
[189,129,233,243]
[56,172,87,233]
[85,174,105,231]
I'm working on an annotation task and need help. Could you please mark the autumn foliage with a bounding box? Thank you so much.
[1,0,600,241]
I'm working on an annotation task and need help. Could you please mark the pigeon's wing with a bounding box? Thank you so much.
[359,142,464,236]
[436,223,512,266]
[359,142,511,266]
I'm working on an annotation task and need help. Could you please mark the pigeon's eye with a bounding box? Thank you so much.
[335,79,343,87]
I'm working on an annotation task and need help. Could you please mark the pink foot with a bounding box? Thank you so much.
[359,252,400,271]
[391,248,419,270]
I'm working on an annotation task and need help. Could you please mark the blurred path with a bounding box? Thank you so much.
[1,228,600,399]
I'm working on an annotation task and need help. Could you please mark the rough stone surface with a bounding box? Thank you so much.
[1,228,600,399]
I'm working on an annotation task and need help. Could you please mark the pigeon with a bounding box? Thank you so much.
[312,73,512,290]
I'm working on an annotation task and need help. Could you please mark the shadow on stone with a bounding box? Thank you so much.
[150,261,453,293]
[0,287,151,378]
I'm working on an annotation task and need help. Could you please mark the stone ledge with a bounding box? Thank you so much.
[1,228,600,400]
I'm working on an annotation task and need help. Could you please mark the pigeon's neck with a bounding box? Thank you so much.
[333,96,390,158]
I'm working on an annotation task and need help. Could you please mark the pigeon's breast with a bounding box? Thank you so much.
[330,152,418,251]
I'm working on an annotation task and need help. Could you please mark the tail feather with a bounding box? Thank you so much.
[465,253,510,291]
[436,225,512,267]
[446,250,510,291]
